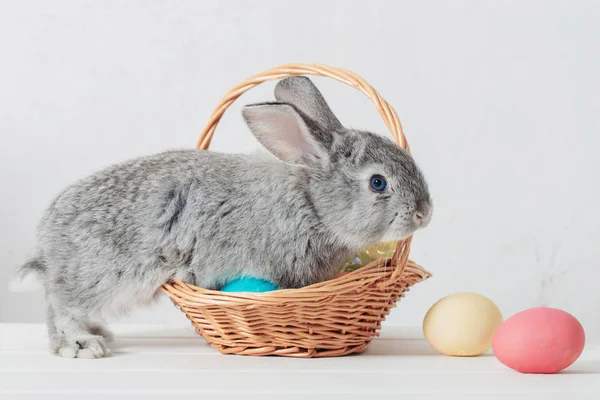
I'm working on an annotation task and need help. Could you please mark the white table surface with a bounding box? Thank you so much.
[0,323,598,399]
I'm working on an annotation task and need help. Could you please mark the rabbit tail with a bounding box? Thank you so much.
[10,257,46,292]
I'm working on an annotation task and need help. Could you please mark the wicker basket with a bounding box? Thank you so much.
[161,64,432,358]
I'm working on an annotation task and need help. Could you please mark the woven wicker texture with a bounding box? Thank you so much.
[162,64,431,357]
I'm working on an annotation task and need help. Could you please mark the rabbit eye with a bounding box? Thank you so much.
[369,175,388,192]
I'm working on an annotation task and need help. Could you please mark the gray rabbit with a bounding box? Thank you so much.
[11,76,432,358]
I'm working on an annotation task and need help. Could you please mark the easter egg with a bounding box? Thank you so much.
[492,307,585,373]
[341,240,399,272]
[363,240,398,260]
[423,292,503,356]
[221,277,279,293]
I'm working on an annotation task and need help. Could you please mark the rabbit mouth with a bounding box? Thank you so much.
[382,213,429,242]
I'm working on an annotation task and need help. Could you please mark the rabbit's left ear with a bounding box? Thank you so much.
[242,102,330,166]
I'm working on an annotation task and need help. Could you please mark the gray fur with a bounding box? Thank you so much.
[15,76,432,358]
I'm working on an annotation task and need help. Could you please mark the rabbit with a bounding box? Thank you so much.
[11,76,432,358]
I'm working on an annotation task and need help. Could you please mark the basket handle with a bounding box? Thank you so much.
[197,63,412,282]
[197,63,409,151]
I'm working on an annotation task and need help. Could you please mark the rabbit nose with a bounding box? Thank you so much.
[414,198,432,227]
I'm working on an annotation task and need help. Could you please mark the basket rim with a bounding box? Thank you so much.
[161,258,431,305]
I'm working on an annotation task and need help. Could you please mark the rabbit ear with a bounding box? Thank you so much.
[242,102,330,165]
[274,76,343,131]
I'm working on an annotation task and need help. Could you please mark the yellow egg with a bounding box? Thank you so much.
[423,292,503,356]
[340,240,399,272]
[363,240,398,260]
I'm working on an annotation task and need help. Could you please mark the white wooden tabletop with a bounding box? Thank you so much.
[0,323,598,399]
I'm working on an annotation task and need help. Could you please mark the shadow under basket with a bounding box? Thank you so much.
[161,64,432,358]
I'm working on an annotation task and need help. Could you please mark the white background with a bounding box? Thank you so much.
[1,0,598,342]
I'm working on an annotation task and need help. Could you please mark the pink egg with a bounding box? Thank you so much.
[492,307,585,374]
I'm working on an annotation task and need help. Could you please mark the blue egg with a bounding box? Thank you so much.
[221,277,279,293]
